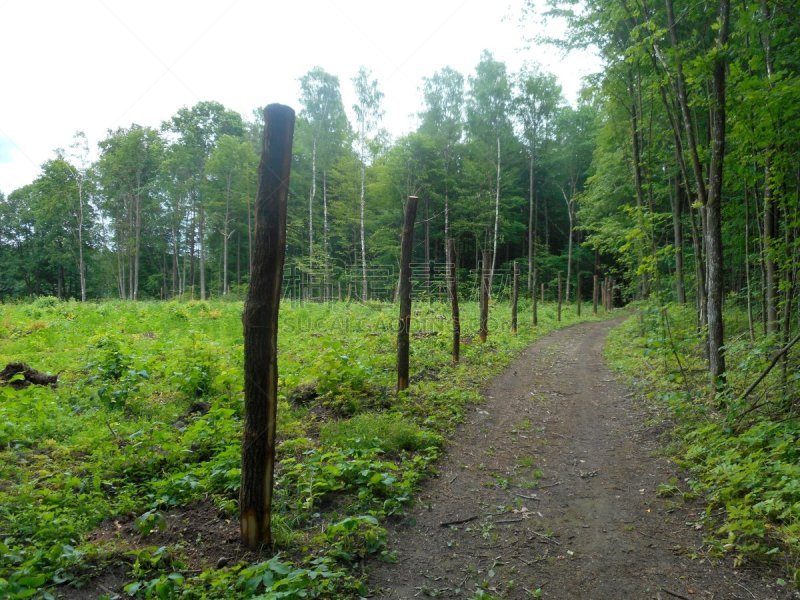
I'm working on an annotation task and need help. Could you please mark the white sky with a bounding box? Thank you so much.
[0,0,600,195]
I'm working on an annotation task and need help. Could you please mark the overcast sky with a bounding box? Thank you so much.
[0,0,600,195]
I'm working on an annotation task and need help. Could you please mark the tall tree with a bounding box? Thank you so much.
[164,101,244,300]
[514,64,563,291]
[97,125,163,300]
[420,66,465,264]
[467,51,512,287]
[205,135,258,295]
[352,67,384,300]
[299,67,351,266]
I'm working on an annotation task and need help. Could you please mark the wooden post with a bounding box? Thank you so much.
[240,104,295,550]
[511,261,519,333]
[447,239,460,363]
[576,272,582,317]
[479,250,491,342]
[397,196,418,392]
[540,281,545,303]
[557,271,563,322]
[592,274,599,316]
[531,267,538,326]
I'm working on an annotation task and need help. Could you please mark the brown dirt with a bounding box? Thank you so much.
[57,501,254,599]
[368,319,799,600]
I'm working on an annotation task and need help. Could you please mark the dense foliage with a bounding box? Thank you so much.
[0,57,597,305]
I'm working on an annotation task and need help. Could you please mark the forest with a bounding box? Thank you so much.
[1,0,799,597]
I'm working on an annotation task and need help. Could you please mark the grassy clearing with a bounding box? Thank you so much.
[0,296,596,599]
[606,303,800,588]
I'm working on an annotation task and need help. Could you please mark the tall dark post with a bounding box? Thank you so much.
[592,274,599,316]
[576,272,582,317]
[511,261,519,333]
[532,267,538,326]
[447,238,460,363]
[557,271,563,322]
[240,104,295,550]
[397,196,418,392]
[479,250,491,343]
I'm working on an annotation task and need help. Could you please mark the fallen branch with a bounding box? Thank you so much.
[528,530,560,545]
[538,481,562,489]
[493,517,525,524]
[515,493,540,501]
[738,331,800,402]
[660,588,691,600]
[439,515,479,527]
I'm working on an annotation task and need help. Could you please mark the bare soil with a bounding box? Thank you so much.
[368,319,799,600]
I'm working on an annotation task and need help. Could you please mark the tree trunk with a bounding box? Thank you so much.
[744,180,755,341]
[532,267,538,326]
[397,196,418,392]
[764,156,779,335]
[490,136,501,290]
[557,271,563,322]
[223,176,232,295]
[360,161,368,301]
[77,181,86,302]
[309,138,316,260]
[527,154,535,292]
[199,201,206,301]
[561,187,574,303]
[511,261,519,333]
[134,190,141,301]
[705,0,730,385]
[672,173,686,304]
[480,250,491,343]
[447,238,460,363]
[241,104,294,550]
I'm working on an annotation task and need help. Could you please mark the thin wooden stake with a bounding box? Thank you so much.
[447,238,460,363]
[397,196,419,392]
[240,104,295,550]
[480,250,491,342]
[511,261,519,333]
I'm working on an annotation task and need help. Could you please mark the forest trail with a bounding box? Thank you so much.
[368,318,794,600]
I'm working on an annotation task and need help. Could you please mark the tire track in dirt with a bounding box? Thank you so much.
[368,319,796,599]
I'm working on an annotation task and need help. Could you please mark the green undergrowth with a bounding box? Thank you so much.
[606,302,800,587]
[0,297,597,599]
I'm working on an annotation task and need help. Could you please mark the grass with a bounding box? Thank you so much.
[0,296,597,599]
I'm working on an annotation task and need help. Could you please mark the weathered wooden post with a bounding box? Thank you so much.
[397,196,418,392]
[576,272,582,317]
[531,267,538,327]
[447,238,460,363]
[240,104,295,550]
[592,274,599,316]
[511,261,519,333]
[557,271,563,322]
[479,250,491,343]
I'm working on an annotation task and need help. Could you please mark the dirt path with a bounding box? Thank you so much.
[369,319,796,600]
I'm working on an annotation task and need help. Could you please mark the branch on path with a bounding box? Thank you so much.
[439,515,479,527]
